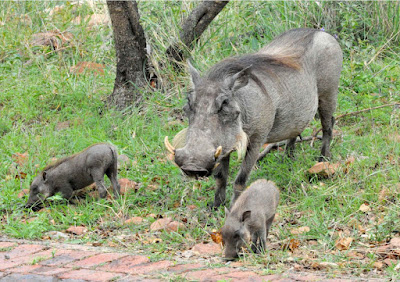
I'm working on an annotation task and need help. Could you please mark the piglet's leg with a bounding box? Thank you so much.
[251,233,259,253]
[61,185,74,200]
[106,169,120,198]
[91,170,108,199]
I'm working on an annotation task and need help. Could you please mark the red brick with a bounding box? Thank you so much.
[183,269,221,280]
[129,260,172,275]
[0,249,54,271]
[116,276,162,282]
[39,249,97,266]
[0,273,58,282]
[66,252,128,268]
[0,242,17,249]
[213,270,262,281]
[259,274,284,281]
[288,274,322,281]
[2,244,46,259]
[58,269,124,281]
[96,255,150,273]
[6,264,42,273]
[167,263,205,273]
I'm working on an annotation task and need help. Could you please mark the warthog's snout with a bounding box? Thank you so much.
[174,146,222,178]
[180,164,210,178]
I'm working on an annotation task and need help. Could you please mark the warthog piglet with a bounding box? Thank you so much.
[221,179,279,260]
[25,143,120,209]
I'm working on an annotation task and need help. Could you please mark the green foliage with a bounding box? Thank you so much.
[0,1,399,278]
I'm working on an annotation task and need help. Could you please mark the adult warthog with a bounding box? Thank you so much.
[165,28,342,208]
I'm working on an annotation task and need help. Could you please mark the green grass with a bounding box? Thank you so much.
[0,1,399,279]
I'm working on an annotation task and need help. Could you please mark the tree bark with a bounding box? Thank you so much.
[166,0,230,64]
[106,0,149,109]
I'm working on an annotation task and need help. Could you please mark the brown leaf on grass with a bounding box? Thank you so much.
[383,258,398,267]
[346,251,364,259]
[210,230,223,245]
[359,203,371,212]
[70,62,105,76]
[308,162,340,177]
[17,189,30,198]
[88,14,111,27]
[118,178,138,194]
[31,31,73,50]
[66,226,87,235]
[290,226,310,235]
[15,172,27,179]
[124,217,143,225]
[187,204,197,210]
[12,152,29,167]
[150,217,185,233]
[390,237,400,248]
[335,237,353,251]
[373,261,384,270]
[282,239,301,251]
[150,217,172,231]
[166,221,185,232]
[345,155,356,165]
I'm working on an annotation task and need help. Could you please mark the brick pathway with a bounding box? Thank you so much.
[0,238,380,281]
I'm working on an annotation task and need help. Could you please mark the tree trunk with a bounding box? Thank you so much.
[166,0,230,64]
[106,0,149,109]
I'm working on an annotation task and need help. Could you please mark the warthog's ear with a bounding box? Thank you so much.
[226,66,251,92]
[241,210,251,222]
[188,60,201,87]
[42,171,47,181]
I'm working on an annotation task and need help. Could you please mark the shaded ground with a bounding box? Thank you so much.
[0,237,386,281]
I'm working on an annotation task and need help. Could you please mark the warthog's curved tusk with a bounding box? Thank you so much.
[214,146,222,159]
[213,162,220,170]
[164,136,175,155]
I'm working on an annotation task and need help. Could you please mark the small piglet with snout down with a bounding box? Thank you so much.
[25,143,120,210]
[221,179,279,260]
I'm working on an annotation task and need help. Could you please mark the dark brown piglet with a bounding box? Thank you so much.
[25,143,120,209]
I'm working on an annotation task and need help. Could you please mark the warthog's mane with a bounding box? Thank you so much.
[43,143,108,171]
[206,29,319,83]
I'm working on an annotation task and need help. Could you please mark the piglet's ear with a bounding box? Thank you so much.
[42,171,47,181]
[188,60,201,87]
[241,210,251,222]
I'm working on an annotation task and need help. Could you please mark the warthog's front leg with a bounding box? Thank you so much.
[231,143,261,206]
[213,155,230,208]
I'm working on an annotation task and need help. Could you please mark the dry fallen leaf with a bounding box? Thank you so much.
[373,261,384,270]
[290,226,310,235]
[308,162,340,177]
[118,178,138,194]
[66,226,88,235]
[31,31,73,50]
[70,62,105,76]
[210,230,223,245]
[359,203,371,212]
[335,237,353,251]
[150,217,172,231]
[12,152,29,167]
[17,189,30,198]
[283,239,301,251]
[124,217,143,225]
